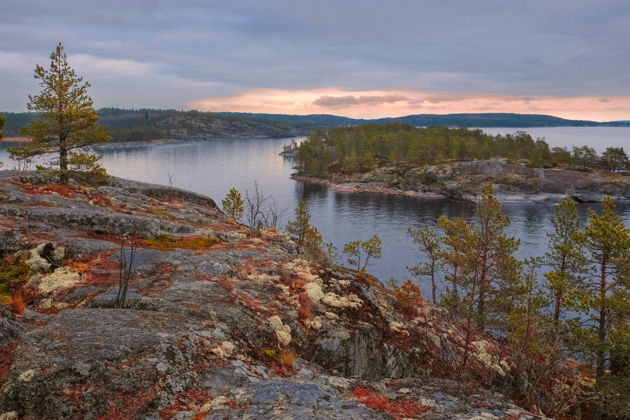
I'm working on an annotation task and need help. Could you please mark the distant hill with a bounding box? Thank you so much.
[0,109,307,142]
[223,112,630,128]
[2,110,628,143]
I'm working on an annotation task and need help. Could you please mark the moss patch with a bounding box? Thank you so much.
[148,208,175,219]
[142,235,221,251]
[0,254,30,302]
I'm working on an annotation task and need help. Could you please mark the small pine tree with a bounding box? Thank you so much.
[222,188,244,221]
[286,200,312,241]
[408,226,442,303]
[343,235,382,273]
[0,114,5,139]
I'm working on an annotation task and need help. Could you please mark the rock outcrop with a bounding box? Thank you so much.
[296,159,630,202]
[0,171,576,419]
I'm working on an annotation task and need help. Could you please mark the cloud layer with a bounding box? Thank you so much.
[1,1,629,120]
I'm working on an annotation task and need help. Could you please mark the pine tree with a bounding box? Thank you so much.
[408,226,442,303]
[437,185,522,371]
[471,184,521,329]
[544,198,587,325]
[436,215,476,314]
[0,114,5,139]
[221,188,244,220]
[574,197,630,379]
[9,43,110,184]
[286,200,312,241]
[343,236,382,273]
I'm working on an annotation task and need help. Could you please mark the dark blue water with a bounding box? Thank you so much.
[2,127,629,298]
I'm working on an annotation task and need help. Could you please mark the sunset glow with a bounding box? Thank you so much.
[191,89,630,121]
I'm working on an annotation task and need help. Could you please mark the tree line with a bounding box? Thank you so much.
[408,188,628,418]
[296,124,630,176]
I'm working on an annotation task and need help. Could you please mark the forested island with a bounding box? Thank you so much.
[293,123,630,201]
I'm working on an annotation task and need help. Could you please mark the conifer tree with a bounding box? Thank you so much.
[408,226,442,303]
[222,188,244,220]
[0,115,5,139]
[544,198,587,325]
[343,236,382,273]
[436,216,475,314]
[573,197,630,379]
[286,200,312,241]
[9,43,110,184]
[471,185,521,329]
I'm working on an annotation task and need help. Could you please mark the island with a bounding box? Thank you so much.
[291,123,630,202]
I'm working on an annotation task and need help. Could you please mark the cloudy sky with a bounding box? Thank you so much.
[1,0,629,120]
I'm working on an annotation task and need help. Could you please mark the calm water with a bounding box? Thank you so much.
[1,127,630,297]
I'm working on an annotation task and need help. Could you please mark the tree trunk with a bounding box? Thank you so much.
[596,260,607,378]
[553,292,562,326]
[430,263,437,304]
[59,146,68,185]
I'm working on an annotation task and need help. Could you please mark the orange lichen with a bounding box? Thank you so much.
[352,386,429,419]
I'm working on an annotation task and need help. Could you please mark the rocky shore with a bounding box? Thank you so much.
[0,171,586,419]
[294,159,630,202]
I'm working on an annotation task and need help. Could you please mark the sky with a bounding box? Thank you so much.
[1,0,629,121]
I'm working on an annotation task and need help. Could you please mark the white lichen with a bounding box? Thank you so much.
[321,292,363,308]
[37,267,81,293]
[268,315,292,346]
[275,330,292,346]
[324,311,339,320]
[304,282,324,304]
[247,273,280,283]
[18,370,36,382]
[199,396,229,413]
[303,318,322,330]
[389,321,404,332]
[336,330,351,340]
[212,341,236,358]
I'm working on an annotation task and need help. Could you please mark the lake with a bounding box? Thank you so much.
[1,126,630,298]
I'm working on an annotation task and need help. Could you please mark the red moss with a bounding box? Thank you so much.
[160,389,212,419]
[214,277,235,292]
[395,280,423,318]
[8,289,26,316]
[97,385,157,420]
[0,341,18,381]
[352,386,430,419]
[237,292,275,317]
[298,307,313,321]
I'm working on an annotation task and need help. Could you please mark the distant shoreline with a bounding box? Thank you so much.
[0,137,31,143]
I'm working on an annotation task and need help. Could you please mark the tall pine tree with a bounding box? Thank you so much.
[544,198,587,326]
[9,43,110,184]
